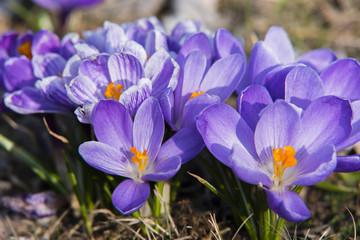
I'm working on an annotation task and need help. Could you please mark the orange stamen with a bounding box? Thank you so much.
[18,41,32,60]
[272,146,297,180]
[130,147,148,171]
[189,90,205,100]
[104,82,124,101]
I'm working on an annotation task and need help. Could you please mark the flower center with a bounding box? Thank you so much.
[130,147,148,171]
[272,146,297,187]
[189,90,205,100]
[17,41,32,60]
[104,82,124,101]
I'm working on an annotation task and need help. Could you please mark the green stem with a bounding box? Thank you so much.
[63,153,92,236]
[198,153,258,239]
[154,181,165,217]
[233,175,258,239]
[253,186,274,240]
[132,211,147,234]
[273,216,285,240]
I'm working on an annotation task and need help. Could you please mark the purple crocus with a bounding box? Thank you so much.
[66,48,178,123]
[79,97,202,214]
[196,96,352,221]
[79,18,167,61]
[122,16,168,57]
[237,26,337,92]
[157,30,246,163]
[0,31,32,90]
[0,191,67,218]
[238,61,360,172]
[3,30,78,114]
[167,19,209,54]
[81,21,147,61]
[159,31,246,131]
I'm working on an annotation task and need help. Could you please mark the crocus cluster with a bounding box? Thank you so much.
[196,26,360,222]
[1,16,359,223]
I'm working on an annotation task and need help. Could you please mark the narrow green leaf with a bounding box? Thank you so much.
[188,172,223,197]
[0,133,67,195]
[315,182,358,195]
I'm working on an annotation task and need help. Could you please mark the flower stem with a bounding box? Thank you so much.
[153,181,165,217]
[63,152,92,236]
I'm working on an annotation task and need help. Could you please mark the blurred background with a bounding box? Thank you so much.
[0,0,359,59]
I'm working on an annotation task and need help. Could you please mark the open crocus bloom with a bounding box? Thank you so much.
[3,30,78,114]
[160,31,246,131]
[238,62,360,172]
[79,97,202,214]
[66,46,178,123]
[196,96,352,221]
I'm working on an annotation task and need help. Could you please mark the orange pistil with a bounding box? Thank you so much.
[272,146,297,180]
[189,90,205,100]
[130,147,148,171]
[18,41,32,60]
[104,82,124,101]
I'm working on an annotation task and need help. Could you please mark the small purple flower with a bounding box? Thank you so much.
[0,31,34,90]
[66,49,178,123]
[196,96,352,221]
[0,191,67,218]
[2,30,79,114]
[159,31,246,131]
[82,21,146,59]
[238,61,360,172]
[79,97,202,214]
[122,16,167,55]
[80,19,166,60]
[167,19,208,53]
[157,30,246,163]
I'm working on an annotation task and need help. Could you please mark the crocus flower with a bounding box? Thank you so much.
[80,18,168,62]
[3,30,79,114]
[160,52,244,131]
[238,61,360,172]
[0,31,34,91]
[66,48,178,123]
[81,21,147,61]
[167,19,209,53]
[197,96,352,221]
[237,26,337,92]
[121,16,168,57]
[0,191,67,218]
[0,31,33,89]
[159,30,246,131]
[157,30,246,161]
[79,97,202,214]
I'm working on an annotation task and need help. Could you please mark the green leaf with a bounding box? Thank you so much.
[0,133,67,195]
[315,182,358,195]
